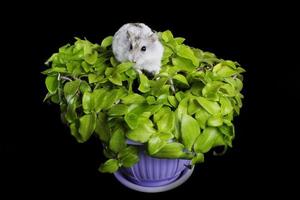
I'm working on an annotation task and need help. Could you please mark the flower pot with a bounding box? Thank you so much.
[114,140,194,192]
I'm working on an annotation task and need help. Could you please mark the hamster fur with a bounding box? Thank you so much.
[112,23,164,74]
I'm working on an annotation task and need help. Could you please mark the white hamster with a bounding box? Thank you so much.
[112,23,164,74]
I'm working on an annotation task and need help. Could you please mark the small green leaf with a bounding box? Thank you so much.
[78,113,96,142]
[121,94,145,104]
[138,73,150,93]
[181,114,201,150]
[126,118,156,143]
[108,104,128,116]
[146,96,156,105]
[118,146,139,167]
[175,37,185,45]
[168,96,178,107]
[95,112,111,143]
[109,128,126,153]
[173,74,189,86]
[84,51,98,65]
[220,97,233,115]
[81,61,90,72]
[101,36,113,48]
[187,98,201,115]
[176,45,199,66]
[172,57,195,72]
[79,80,91,93]
[65,97,78,123]
[88,74,103,83]
[156,110,175,133]
[45,75,58,94]
[213,63,237,77]
[82,91,93,114]
[99,159,119,173]
[162,30,174,42]
[194,127,219,153]
[115,62,134,73]
[148,136,167,155]
[196,97,221,115]
[207,115,223,127]
[70,122,83,143]
[195,108,211,129]
[176,97,189,119]
[191,153,204,165]
[63,80,81,103]
[153,142,191,159]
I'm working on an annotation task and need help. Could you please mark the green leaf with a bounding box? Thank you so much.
[63,80,81,103]
[108,73,123,86]
[196,97,221,115]
[118,146,139,167]
[219,84,236,97]
[82,91,93,114]
[220,97,233,115]
[172,57,195,72]
[153,142,191,159]
[156,110,175,133]
[191,81,205,96]
[78,113,96,142]
[207,115,223,127]
[84,51,98,65]
[99,159,119,173]
[45,75,58,94]
[168,96,178,107]
[70,122,83,143]
[101,36,113,48]
[202,81,223,100]
[194,127,219,153]
[162,30,174,42]
[81,61,90,72]
[108,104,128,116]
[176,45,199,66]
[109,128,126,153]
[79,80,91,93]
[213,63,237,77]
[88,74,103,83]
[121,94,145,104]
[115,62,134,73]
[95,112,111,143]
[148,136,167,155]
[175,37,185,45]
[173,74,189,86]
[92,89,107,112]
[126,118,156,143]
[176,97,189,119]
[138,73,150,93]
[191,153,204,165]
[181,114,201,150]
[187,98,201,115]
[146,96,156,105]
[195,108,211,129]
[65,97,78,123]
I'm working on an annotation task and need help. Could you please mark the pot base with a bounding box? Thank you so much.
[114,166,194,193]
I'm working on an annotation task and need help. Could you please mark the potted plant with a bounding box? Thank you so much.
[42,29,245,192]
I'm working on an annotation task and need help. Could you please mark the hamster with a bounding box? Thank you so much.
[112,23,164,74]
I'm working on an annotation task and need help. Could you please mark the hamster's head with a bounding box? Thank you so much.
[126,30,159,64]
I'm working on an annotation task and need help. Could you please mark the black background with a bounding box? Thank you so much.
[1,2,298,198]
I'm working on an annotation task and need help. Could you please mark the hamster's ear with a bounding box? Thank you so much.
[127,31,133,39]
[149,33,158,42]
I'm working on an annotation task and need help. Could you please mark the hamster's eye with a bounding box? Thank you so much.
[141,46,146,52]
[129,44,133,51]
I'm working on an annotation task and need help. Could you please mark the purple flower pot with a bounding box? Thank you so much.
[119,151,191,187]
[114,140,194,192]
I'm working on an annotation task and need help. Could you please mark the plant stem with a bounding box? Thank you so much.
[169,78,176,94]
